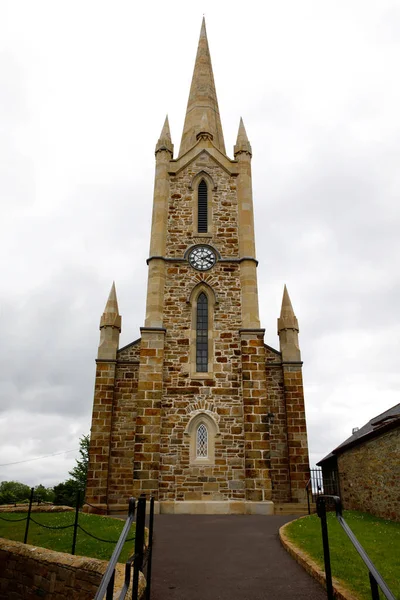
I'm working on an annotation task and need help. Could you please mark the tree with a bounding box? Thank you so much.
[53,434,90,507]
[34,484,55,504]
[69,433,90,492]
[53,479,79,507]
[0,481,31,505]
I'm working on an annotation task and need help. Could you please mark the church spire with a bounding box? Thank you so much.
[178,17,226,157]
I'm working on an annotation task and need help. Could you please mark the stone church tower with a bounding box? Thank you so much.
[85,19,310,514]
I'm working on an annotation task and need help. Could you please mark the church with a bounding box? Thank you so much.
[85,19,310,515]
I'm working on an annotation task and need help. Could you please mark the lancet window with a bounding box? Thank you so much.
[196,423,208,458]
[196,292,208,372]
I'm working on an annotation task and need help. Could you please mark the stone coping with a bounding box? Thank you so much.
[279,519,358,600]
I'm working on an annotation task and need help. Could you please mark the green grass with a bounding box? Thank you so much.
[0,512,135,562]
[285,511,400,600]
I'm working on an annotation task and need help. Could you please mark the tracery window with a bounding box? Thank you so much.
[186,412,218,466]
[196,423,208,458]
[196,292,208,372]
[198,179,208,232]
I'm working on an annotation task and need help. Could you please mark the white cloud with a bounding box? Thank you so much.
[1,0,399,484]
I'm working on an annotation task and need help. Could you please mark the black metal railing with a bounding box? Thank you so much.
[0,488,135,554]
[95,494,155,600]
[306,468,340,514]
[1,489,154,598]
[317,495,396,600]
[94,497,136,600]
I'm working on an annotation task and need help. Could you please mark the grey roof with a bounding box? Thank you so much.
[318,403,400,465]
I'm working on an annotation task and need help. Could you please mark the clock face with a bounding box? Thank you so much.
[188,246,216,271]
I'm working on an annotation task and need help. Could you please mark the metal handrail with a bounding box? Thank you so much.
[317,495,396,600]
[331,496,396,600]
[94,497,136,600]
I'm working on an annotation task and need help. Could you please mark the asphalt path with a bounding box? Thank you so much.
[150,514,326,600]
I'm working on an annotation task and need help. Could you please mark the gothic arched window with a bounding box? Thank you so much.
[196,423,208,458]
[196,292,208,372]
[198,179,208,233]
[185,412,219,465]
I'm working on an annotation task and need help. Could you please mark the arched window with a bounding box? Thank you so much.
[184,412,220,465]
[196,293,208,372]
[196,423,208,458]
[198,180,208,233]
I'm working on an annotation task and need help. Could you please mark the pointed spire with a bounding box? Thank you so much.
[100,282,121,331]
[200,14,206,37]
[155,115,174,156]
[179,18,226,157]
[278,285,301,361]
[234,117,252,157]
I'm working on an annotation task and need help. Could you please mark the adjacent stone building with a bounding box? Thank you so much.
[85,19,310,514]
[318,403,400,521]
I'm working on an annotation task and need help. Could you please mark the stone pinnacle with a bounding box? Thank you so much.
[100,282,122,331]
[156,115,174,155]
[234,117,252,156]
[278,285,299,333]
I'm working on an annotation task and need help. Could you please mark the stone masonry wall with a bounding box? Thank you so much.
[159,152,248,501]
[282,366,309,502]
[91,148,309,508]
[338,427,400,521]
[241,331,271,502]
[132,330,165,499]
[86,360,116,508]
[166,152,239,258]
[106,341,141,507]
[265,346,291,503]
[0,538,145,599]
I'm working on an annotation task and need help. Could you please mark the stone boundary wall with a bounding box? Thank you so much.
[338,427,400,521]
[0,537,145,599]
[0,504,73,513]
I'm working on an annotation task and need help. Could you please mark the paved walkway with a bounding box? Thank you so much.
[150,515,326,600]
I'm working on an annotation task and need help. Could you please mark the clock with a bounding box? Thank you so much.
[188,246,216,271]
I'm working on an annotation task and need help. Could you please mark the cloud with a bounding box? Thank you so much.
[1,0,399,485]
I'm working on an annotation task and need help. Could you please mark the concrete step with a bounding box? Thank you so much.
[274,502,314,516]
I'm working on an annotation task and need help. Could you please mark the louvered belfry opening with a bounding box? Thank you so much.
[198,179,208,232]
[196,292,208,372]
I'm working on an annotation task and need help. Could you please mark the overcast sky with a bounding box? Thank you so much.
[1,0,399,487]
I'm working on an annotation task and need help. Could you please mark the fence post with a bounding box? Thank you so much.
[145,496,155,600]
[106,569,115,600]
[71,490,81,555]
[132,495,146,600]
[369,572,380,600]
[23,487,34,544]
[317,497,334,600]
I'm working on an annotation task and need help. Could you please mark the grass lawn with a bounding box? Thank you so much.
[0,512,135,563]
[285,511,400,600]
